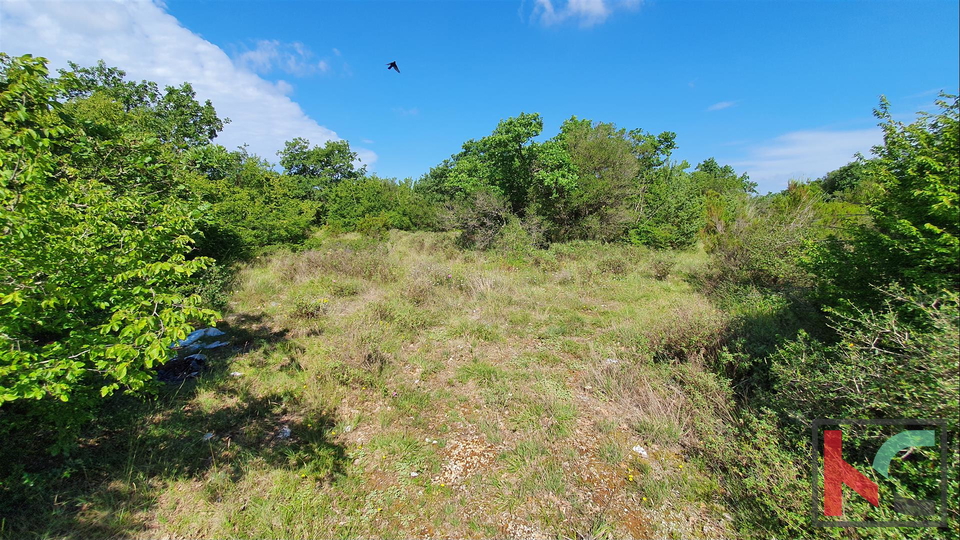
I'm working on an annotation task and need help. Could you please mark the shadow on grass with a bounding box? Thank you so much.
[0,316,346,540]
[682,271,830,399]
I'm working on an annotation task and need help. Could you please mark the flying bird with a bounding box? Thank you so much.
[386,61,400,73]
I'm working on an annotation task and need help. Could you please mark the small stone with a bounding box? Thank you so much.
[410,471,419,478]
[584,385,592,390]
[229,371,243,377]
[632,445,648,458]
[277,426,292,439]
[202,432,215,441]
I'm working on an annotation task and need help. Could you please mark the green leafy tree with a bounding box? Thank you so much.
[629,162,705,249]
[420,113,577,215]
[818,159,868,195]
[278,137,364,181]
[692,157,756,196]
[0,54,218,452]
[549,117,641,241]
[810,94,959,309]
[325,175,435,233]
[58,60,225,150]
[277,137,366,215]
[629,128,677,171]
[184,144,319,255]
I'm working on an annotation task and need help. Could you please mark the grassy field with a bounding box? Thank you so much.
[3,231,745,539]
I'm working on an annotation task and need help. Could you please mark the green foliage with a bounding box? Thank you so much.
[692,157,756,196]
[420,113,693,246]
[325,175,436,233]
[449,187,512,249]
[704,181,864,288]
[57,60,225,150]
[184,144,319,255]
[416,113,579,220]
[766,288,959,535]
[278,137,365,183]
[810,94,959,310]
[698,408,812,538]
[818,159,870,196]
[546,117,641,241]
[703,94,960,537]
[628,162,705,249]
[772,287,959,429]
[0,55,218,451]
[277,137,366,218]
[492,214,545,258]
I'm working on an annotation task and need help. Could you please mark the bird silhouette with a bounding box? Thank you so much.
[386,61,400,73]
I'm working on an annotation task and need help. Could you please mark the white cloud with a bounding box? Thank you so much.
[531,0,640,27]
[726,128,882,194]
[0,0,376,168]
[392,107,420,117]
[274,79,294,95]
[235,39,331,77]
[707,100,738,112]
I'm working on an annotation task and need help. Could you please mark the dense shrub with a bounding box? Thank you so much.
[184,144,319,255]
[449,187,512,249]
[771,287,958,431]
[809,94,959,311]
[705,182,830,288]
[0,55,218,451]
[628,162,705,249]
[325,176,436,233]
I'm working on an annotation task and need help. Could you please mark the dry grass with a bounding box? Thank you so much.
[11,231,737,540]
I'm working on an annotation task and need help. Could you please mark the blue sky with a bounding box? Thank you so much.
[2,0,958,193]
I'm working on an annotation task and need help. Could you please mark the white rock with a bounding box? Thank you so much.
[278,426,292,439]
[632,445,648,458]
[229,371,243,377]
[410,471,419,477]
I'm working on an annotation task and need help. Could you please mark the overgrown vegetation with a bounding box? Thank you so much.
[1,53,957,539]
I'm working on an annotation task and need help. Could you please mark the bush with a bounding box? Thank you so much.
[650,253,676,281]
[184,145,319,254]
[771,287,958,430]
[325,176,436,233]
[704,182,826,288]
[450,188,512,249]
[628,163,705,249]
[644,301,729,363]
[809,94,959,311]
[0,55,218,452]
